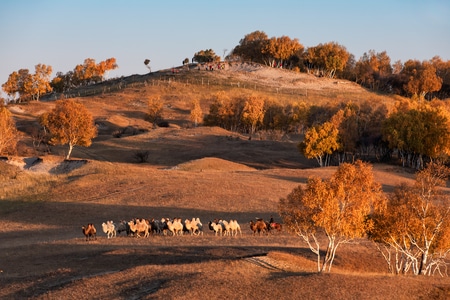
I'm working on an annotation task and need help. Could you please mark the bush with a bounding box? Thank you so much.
[133,150,150,163]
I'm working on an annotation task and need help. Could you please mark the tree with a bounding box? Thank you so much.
[355,50,393,91]
[190,99,203,127]
[279,161,385,272]
[0,105,18,155]
[262,35,304,68]
[298,121,340,167]
[144,59,151,72]
[382,103,450,168]
[203,91,244,132]
[31,64,53,101]
[402,60,442,100]
[147,96,164,126]
[40,99,97,159]
[231,30,269,64]
[367,162,450,276]
[241,94,265,135]
[192,49,220,63]
[303,42,350,78]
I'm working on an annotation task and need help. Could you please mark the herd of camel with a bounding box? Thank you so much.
[82,217,283,241]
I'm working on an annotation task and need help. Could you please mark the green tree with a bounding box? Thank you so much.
[298,121,340,167]
[279,161,385,272]
[40,99,97,159]
[0,105,18,155]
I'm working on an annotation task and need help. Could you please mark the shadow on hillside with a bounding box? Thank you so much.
[69,131,315,170]
[1,241,315,299]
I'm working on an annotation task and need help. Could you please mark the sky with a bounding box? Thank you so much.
[0,0,449,97]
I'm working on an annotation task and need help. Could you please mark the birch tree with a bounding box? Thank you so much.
[279,161,385,272]
[0,105,18,155]
[190,99,203,127]
[298,121,340,167]
[368,162,450,276]
[40,99,97,159]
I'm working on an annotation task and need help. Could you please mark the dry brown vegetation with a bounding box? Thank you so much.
[1,65,449,299]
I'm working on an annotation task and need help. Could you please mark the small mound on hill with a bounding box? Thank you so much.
[174,157,256,171]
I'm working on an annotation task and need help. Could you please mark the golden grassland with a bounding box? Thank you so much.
[1,65,449,299]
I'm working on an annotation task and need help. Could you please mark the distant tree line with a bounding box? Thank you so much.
[230,31,450,100]
[2,58,117,102]
[202,91,450,168]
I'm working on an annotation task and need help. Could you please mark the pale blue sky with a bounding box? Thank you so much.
[1,0,449,95]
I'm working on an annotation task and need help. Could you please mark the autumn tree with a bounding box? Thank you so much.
[330,101,388,162]
[262,35,304,68]
[241,94,265,135]
[303,42,350,78]
[190,99,203,127]
[231,30,269,64]
[2,64,53,102]
[279,161,385,272]
[382,103,450,168]
[0,105,18,155]
[431,56,450,99]
[204,91,244,132]
[401,59,442,100]
[147,96,164,126]
[298,121,340,167]
[31,64,53,101]
[40,99,97,159]
[192,49,220,63]
[72,57,118,86]
[51,58,118,91]
[355,50,393,91]
[367,162,450,276]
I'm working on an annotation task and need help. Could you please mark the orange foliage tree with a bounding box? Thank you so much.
[402,59,442,100]
[367,162,450,276]
[262,35,304,68]
[382,102,450,168]
[279,161,385,272]
[298,121,340,167]
[40,99,97,159]
[0,105,18,155]
[189,99,203,127]
[303,42,350,78]
[146,96,164,126]
[241,94,265,135]
[2,64,53,102]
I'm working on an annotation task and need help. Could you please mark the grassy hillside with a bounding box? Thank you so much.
[1,65,449,299]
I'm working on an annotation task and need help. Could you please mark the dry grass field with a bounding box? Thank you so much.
[1,65,449,299]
